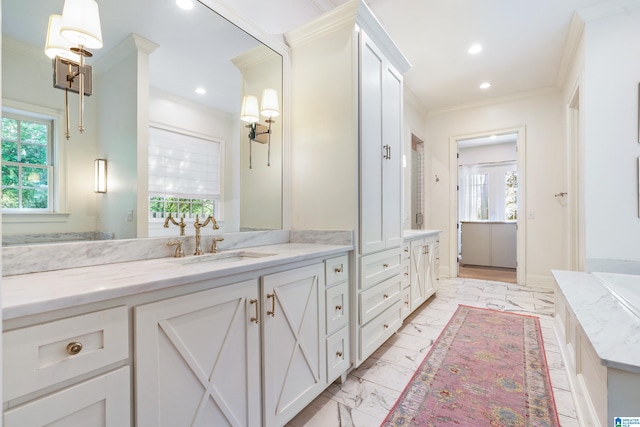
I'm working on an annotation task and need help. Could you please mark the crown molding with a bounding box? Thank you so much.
[578,0,640,22]
[555,12,585,90]
[426,86,559,117]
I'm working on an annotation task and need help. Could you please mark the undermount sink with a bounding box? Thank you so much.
[170,251,276,265]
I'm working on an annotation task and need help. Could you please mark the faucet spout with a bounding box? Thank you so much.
[194,215,220,255]
[163,214,186,236]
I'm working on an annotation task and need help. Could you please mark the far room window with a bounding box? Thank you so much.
[469,173,489,220]
[148,126,221,221]
[505,170,518,220]
[1,112,53,211]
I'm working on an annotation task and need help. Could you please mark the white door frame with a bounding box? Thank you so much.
[448,125,526,285]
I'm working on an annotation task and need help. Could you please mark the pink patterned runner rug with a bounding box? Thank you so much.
[382,305,560,426]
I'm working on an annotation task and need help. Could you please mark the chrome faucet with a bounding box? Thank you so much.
[163,214,186,236]
[193,215,220,255]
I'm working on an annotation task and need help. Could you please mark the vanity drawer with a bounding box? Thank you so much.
[3,306,129,402]
[4,366,131,427]
[326,327,350,382]
[401,259,410,289]
[359,301,402,362]
[401,242,410,260]
[360,249,402,290]
[325,255,349,288]
[326,281,349,335]
[360,276,401,325]
[400,287,411,319]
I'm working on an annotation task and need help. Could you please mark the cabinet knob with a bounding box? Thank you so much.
[334,265,343,274]
[66,341,83,356]
[336,351,343,357]
[383,324,389,329]
[383,263,389,268]
[335,305,342,310]
[383,294,389,299]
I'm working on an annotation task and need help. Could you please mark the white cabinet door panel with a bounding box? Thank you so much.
[262,264,326,427]
[135,280,261,427]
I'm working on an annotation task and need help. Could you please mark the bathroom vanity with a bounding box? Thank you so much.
[2,233,353,426]
[552,270,640,426]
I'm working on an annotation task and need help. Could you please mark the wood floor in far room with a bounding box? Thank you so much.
[458,265,517,283]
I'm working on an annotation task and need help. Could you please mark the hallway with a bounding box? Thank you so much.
[288,278,578,426]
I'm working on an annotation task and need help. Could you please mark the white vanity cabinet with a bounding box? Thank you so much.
[134,257,347,427]
[287,0,410,368]
[3,306,131,426]
[405,232,441,314]
[135,279,261,427]
[262,263,326,427]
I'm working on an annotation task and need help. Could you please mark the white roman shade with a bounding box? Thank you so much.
[148,126,221,198]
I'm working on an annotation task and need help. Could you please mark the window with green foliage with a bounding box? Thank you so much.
[505,171,518,220]
[2,113,53,211]
[150,196,216,219]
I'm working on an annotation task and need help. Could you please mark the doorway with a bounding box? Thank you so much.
[448,127,526,285]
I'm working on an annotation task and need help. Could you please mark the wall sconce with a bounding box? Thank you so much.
[45,0,103,140]
[240,88,279,169]
[94,159,107,193]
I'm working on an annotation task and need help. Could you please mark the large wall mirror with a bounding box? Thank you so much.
[1,0,284,245]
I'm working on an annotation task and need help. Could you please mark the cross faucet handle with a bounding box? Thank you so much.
[210,236,225,253]
[167,240,185,258]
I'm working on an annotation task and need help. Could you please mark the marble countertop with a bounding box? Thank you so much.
[2,242,352,321]
[552,270,640,373]
[402,229,441,240]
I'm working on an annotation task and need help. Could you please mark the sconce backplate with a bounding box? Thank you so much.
[253,123,269,144]
[53,57,93,95]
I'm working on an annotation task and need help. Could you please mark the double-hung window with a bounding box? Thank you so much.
[1,112,53,211]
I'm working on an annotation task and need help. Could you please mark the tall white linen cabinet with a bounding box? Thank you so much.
[287,0,410,366]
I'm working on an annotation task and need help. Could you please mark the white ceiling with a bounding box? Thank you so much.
[224,0,610,112]
[2,0,614,114]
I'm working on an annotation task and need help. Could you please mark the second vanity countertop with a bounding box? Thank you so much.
[402,229,441,240]
[2,242,353,321]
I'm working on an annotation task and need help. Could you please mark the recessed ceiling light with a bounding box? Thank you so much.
[468,44,483,54]
[479,82,492,89]
[195,87,206,95]
[176,0,194,10]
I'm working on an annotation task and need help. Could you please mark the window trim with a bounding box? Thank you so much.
[2,99,67,219]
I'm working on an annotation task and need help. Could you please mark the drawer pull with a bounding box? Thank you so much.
[334,264,343,274]
[383,324,389,329]
[405,301,410,306]
[267,293,276,317]
[383,263,389,268]
[336,351,343,357]
[404,248,409,253]
[404,272,409,276]
[335,305,343,311]
[383,294,389,299]
[66,341,83,356]
[250,299,259,324]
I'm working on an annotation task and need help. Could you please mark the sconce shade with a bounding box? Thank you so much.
[94,159,107,193]
[260,88,280,118]
[45,15,81,61]
[61,0,103,49]
[240,95,260,123]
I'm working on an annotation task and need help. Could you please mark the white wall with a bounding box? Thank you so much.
[96,37,140,240]
[581,7,640,272]
[403,88,428,230]
[2,38,98,236]
[426,91,565,286]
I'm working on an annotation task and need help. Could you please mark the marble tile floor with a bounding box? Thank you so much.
[287,277,579,427]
